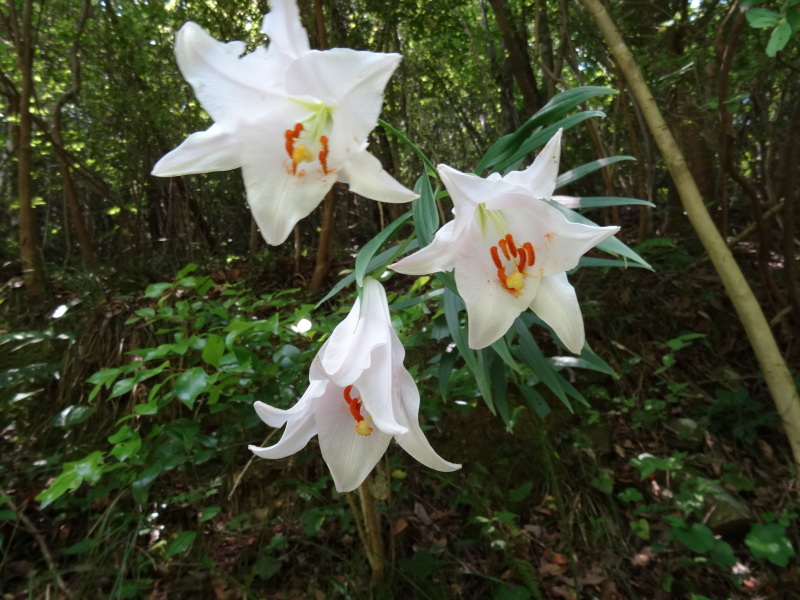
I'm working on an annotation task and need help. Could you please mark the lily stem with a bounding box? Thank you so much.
[358,477,385,584]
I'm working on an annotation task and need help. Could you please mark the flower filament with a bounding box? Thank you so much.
[490,233,535,295]
[343,385,372,436]
[284,101,334,176]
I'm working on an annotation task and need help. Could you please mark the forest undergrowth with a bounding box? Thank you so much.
[1,227,798,600]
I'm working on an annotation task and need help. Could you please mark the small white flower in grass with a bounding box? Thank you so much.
[152,0,417,246]
[249,277,459,493]
[391,130,619,352]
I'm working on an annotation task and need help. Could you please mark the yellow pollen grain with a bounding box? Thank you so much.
[506,271,525,291]
[355,420,373,436]
[292,144,314,165]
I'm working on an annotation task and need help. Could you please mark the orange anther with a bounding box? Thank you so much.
[498,237,511,260]
[523,242,535,266]
[343,385,372,436]
[319,135,330,174]
[490,245,503,270]
[504,234,517,258]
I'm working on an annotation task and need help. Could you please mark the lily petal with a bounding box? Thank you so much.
[392,346,461,472]
[315,387,393,492]
[175,22,282,124]
[502,129,562,198]
[339,150,418,204]
[318,278,392,383]
[528,272,585,354]
[390,220,457,275]
[260,0,310,60]
[458,252,542,350]
[249,407,317,459]
[238,112,336,245]
[151,124,241,176]
[288,49,401,150]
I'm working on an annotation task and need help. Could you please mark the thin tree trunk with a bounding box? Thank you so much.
[579,0,800,468]
[50,0,97,272]
[15,0,46,301]
[487,0,543,116]
[309,0,334,293]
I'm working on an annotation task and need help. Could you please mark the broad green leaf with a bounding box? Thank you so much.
[110,377,136,398]
[746,8,780,28]
[201,334,225,368]
[36,451,105,508]
[673,522,715,554]
[509,481,533,502]
[766,21,792,56]
[200,506,221,522]
[51,405,96,427]
[173,367,208,409]
[165,531,197,558]
[746,523,796,566]
[144,282,171,298]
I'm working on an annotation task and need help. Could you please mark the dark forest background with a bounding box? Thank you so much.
[1,1,799,598]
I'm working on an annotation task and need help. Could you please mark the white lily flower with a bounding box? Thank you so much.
[152,0,417,246]
[391,130,619,352]
[249,277,460,493]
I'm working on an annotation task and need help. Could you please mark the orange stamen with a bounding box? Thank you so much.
[343,385,372,436]
[504,234,517,258]
[498,237,511,260]
[490,245,503,270]
[284,123,305,175]
[489,234,535,295]
[523,242,535,267]
[319,135,330,174]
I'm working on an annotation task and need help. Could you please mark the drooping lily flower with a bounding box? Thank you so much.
[152,0,417,245]
[391,130,619,352]
[249,277,460,492]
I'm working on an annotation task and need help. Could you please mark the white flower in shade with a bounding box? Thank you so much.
[151,0,417,245]
[391,130,619,352]
[249,277,460,493]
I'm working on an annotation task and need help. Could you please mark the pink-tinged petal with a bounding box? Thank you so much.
[151,125,241,176]
[287,49,400,153]
[260,0,310,60]
[339,150,418,204]
[391,343,460,472]
[315,387,393,492]
[248,407,317,459]
[175,22,283,124]
[237,113,336,245]
[528,272,585,354]
[502,129,562,199]
[390,221,457,275]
